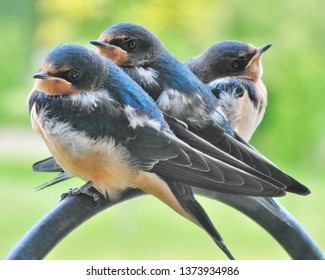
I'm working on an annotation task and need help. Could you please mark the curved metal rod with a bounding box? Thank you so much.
[4,188,145,260]
[4,187,324,260]
[194,188,324,260]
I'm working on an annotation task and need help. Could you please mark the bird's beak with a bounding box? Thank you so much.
[33,72,52,80]
[90,40,110,48]
[33,72,74,95]
[90,40,128,65]
[258,44,272,54]
[245,44,272,72]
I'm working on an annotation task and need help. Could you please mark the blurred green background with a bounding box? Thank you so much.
[0,0,324,260]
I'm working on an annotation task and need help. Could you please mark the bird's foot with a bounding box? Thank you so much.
[60,182,102,202]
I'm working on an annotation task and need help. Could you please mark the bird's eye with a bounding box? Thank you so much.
[231,60,241,70]
[67,70,81,81]
[126,39,137,50]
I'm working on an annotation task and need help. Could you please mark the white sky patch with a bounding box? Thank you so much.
[124,105,161,130]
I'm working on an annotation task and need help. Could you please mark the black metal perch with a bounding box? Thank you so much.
[194,188,324,260]
[4,186,324,260]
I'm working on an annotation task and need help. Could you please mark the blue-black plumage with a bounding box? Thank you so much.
[90,22,308,196]
[30,44,288,259]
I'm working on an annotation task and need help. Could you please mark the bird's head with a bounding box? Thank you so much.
[90,22,165,67]
[193,41,272,82]
[33,44,108,96]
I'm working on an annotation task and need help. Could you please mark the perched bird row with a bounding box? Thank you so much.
[28,22,310,259]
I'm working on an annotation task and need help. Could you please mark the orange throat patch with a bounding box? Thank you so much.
[33,78,76,96]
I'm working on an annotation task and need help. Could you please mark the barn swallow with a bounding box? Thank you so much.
[28,44,290,259]
[89,22,309,197]
[184,41,271,141]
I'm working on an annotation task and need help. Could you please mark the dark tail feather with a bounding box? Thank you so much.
[167,179,235,260]
[33,157,64,173]
[234,133,310,196]
[34,172,74,191]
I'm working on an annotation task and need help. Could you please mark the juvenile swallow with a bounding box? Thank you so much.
[89,22,309,196]
[185,41,271,141]
[29,44,287,259]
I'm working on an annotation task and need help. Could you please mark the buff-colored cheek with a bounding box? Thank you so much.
[34,78,78,95]
[245,55,262,81]
[97,46,128,65]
